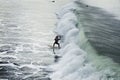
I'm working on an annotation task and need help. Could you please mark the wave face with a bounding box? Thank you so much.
[51,0,120,80]
[75,1,120,63]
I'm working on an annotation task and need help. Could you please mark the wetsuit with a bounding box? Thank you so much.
[53,36,61,54]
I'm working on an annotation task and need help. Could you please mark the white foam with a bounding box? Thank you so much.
[54,12,78,35]
[56,2,78,19]
[50,1,120,80]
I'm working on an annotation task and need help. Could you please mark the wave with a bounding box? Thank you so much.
[50,0,120,80]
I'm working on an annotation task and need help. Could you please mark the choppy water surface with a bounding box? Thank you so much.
[0,0,57,79]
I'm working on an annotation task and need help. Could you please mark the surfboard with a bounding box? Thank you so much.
[48,45,59,49]
[48,44,61,60]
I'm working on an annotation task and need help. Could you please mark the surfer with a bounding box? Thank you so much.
[53,35,61,54]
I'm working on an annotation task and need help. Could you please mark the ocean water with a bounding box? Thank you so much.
[0,0,58,79]
[0,0,120,80]
[50,0,120,80]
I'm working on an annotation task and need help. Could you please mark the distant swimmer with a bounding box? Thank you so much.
[53,35,61,54]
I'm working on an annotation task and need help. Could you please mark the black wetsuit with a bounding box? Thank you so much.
[53,36,61,54]
[54,36,60,44]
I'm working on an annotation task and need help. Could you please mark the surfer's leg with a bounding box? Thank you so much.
[53,43,56,54]
[58,43,60,49]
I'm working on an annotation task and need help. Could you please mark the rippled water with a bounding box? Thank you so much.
[0,0,58,79]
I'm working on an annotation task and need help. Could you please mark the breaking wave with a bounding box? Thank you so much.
[50,0,120,80]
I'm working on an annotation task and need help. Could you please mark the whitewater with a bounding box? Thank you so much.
[0,0,70,79]
[50,0,120,80]
[0,0,120,80]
